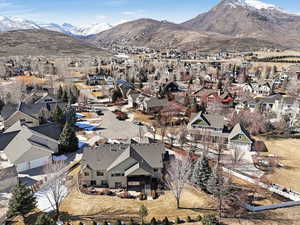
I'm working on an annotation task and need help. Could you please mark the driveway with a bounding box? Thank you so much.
[98,110,147,140]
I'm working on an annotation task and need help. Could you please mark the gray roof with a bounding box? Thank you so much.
[188,111,225,130]
[0,131,20,151]
[1,102,66,120]
[0,103,19,120]
[144,97,168,108]
[2,123,59,164]
[31,123,62,140]
[81,143,165,172]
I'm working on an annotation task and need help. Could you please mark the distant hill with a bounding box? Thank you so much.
[86,18,280,52]
[0,29,110,57]
[182,0,300,49]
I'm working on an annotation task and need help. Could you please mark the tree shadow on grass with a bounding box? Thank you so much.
[178,206,217,213]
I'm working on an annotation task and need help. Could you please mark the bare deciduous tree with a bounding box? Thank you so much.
[165,156,192,209]
[43,160,69,220]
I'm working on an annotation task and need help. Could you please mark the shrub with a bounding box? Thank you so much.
[175,217,181,224]
[202,215,219,225]
[128,218,134,225]
[162,217,169,225]
[114,220,122,225]
[196,215,202,222]
[150,217,157,225]
[139,193,147,200]
[186,216,192,223]
[151,190,158,199]
[35,213,55,225]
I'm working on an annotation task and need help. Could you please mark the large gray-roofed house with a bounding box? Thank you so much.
[81,143,166,192]
[0,121,60,172]
[188,111,225,132]
[0,102,66,130]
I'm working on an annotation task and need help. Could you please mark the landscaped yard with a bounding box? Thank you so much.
[133,112,154,125]
[59,185,216,224]
[257,137,300,192]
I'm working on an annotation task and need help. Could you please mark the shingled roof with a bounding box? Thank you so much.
[188,111,225,130]
[81,143,165,172]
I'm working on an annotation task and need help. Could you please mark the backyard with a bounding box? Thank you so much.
[59,185,216,224]
[257,137,300,192]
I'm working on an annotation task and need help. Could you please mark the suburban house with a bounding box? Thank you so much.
[0,102,65,130]
[141,97,168,113]
[81,143,166,192]
[187,111,254,151]
[87,74,113,85]
[128,93,151,108]
[0,121,61,172]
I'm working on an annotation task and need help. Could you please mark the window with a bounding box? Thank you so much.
[154,169,158,172]
[101,180,108,186]
[97,171,104,176]
[84,172,89,176]
[111,173,124,177]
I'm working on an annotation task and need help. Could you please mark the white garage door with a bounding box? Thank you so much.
[30,156,51,169]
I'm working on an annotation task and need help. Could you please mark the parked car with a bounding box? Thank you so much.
[133,120,144,126]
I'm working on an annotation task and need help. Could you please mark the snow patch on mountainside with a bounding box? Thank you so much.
[225,0,281,10]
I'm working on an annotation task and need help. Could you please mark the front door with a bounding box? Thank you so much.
[91,180,96,186]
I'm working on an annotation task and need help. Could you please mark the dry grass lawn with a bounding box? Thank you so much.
[257,137,300,192]
[60,185,216,223]
[133,112,154,125]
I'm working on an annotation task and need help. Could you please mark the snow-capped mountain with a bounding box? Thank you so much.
[73,23,112,36]
[0,16,40,31]
[182,0,300,48]
[0,16,111,36]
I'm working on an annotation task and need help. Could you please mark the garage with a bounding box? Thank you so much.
[16,156,51,172]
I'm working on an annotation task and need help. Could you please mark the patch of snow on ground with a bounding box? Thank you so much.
[35,185,68,212]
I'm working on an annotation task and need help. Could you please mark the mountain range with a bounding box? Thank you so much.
[0,16,112,36]
[1,0,300,54]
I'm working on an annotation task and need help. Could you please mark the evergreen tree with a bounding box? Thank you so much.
[62,89,69,103]
[139,205,148,224]
[192,154,212,191]
[51,105,65,125]
[65,105,77,126]
[0,97,5,112]
[59,121,78,153]
[68,89,77,104]
[7,183,37,219]
[150,217,157,225]
[162,217,169,225]
[35,213,55,225]
[57,85,63,99]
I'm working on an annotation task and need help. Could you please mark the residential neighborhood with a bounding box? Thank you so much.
[1,0,300,225]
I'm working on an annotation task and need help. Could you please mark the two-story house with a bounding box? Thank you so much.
[81,143,166,192]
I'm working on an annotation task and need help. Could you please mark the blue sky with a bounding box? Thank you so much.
[0,0,299,25]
